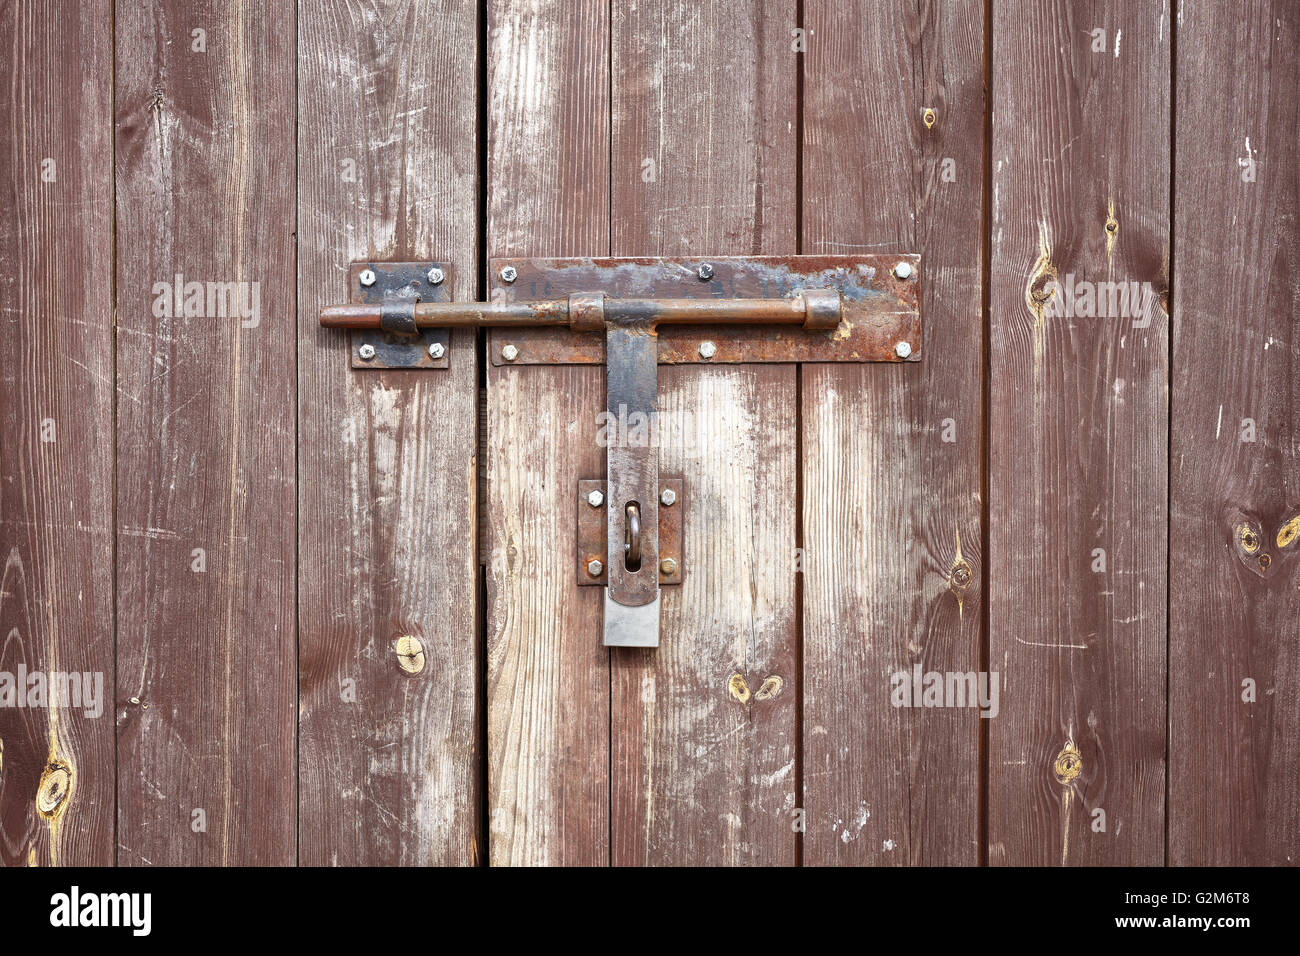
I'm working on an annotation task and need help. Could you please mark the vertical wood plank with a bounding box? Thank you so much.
[987,0,1168,865]
[1169,0,1300,865]
[801,0,985,864]
[297,0,481,866]
[485,0,611,866]
[608,0,799,866]
[114,0,296,865]
[0,0,115,867]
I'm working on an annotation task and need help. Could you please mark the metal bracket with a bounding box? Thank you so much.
[577,479,684,586]
[487,255,921,366]
[348,261,452,369]
[320,254,922,647]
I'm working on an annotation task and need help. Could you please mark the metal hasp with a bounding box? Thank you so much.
[319,254,923,647]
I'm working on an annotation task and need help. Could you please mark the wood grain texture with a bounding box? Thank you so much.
[1169,0,1300,866]
[297,0,481,866]
[0,0,115,868]
[485,0,611,866]
[608,0,799,865]
[801,0,984,865]
[987,0,1168,865]
[114,0,296,865]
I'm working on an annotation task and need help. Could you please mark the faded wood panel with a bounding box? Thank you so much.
[987,0,1168,865]
[801,0,984,865]
[608,0,799,865]
[485,0,611,866]
[114,0,296,865]
[297,1,481,865]
[1169,0,1300,866]
[0,0,115,867]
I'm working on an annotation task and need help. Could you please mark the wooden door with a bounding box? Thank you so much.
[0,0,1295,868]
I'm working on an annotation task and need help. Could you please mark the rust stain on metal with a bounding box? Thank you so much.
[485,255,921,366]
[576,478,683,585]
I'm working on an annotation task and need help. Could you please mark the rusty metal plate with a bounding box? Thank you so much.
[487,255,920,366]
[577,479,683,586]
[348,261,451,369]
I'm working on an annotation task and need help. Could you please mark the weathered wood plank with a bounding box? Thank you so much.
[987,0,1168,865]
[0,0,115,868]
[297,0,481,866]
[801,0,984,865]
[485,0,611,866]
[608,0,799,865]
[114,0,296,865]
[1169,0,1300,866]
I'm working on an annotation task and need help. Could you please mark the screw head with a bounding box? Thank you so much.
[428,342,445,359]
[358,343,377,361]
[501,343,519,362]
[586,489,605,508]
[659,488,677,507]
[359,268,377,287]
[697,263,714,280]
[500,265,518,283]
[698,340,717,360]
[892,261,914,280]
[894,341,913,359]
[586,558,604,577]
[660,557,678,576]
[427,266,445,285]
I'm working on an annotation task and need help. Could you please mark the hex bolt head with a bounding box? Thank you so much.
[499,265,518,283]
[359,268,377,287]
[660,558,678,576]
[501,343,520,362]
[697,263,714,280]
[586,489,605,508]
[660,488,677,507]
[427,267,445,285]
[895,341,913,359]
[586,558,604,577]
[698,340,717,359]
[358,343,377,361]
[428,342,445,359]
[892,261,914,280]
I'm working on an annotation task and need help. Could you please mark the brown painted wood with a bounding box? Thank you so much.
[114,0,296,865]
[0,0,115,868]
[485,0,611,866]
[800,0,984,865]
[1169,0,1300,866]
[987,0,1169,865]
[297,1,481,866]
[608,0,799,865]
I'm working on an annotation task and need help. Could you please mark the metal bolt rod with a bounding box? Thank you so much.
[319,291,842,332]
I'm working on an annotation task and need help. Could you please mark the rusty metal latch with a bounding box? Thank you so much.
[320,255,922,647]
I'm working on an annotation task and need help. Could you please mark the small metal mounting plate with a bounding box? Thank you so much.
[348,261,452,369]
[577,478,684,586]
[487,255,921,366]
